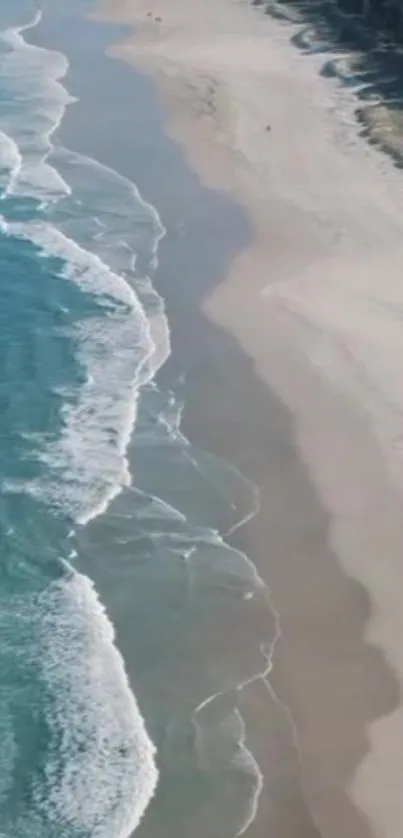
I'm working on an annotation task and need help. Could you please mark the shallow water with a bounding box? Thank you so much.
[0,3,274,835]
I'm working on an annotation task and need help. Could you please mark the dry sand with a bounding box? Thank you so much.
[93,1,403,836]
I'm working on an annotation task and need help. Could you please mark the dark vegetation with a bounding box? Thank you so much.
[250,0,403,164]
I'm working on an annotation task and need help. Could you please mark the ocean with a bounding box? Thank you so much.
[0,2,273,836]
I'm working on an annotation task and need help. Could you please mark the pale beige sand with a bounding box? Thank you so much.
[94,1,403,836]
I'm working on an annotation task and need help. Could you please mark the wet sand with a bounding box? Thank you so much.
[48,0,403,836]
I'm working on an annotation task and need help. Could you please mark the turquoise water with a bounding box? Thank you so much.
[0,4,273,836]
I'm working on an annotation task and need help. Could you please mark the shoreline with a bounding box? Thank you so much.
[93,2,403,837]
[31,2,403,837]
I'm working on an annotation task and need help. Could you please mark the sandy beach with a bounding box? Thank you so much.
[89,1,403,836]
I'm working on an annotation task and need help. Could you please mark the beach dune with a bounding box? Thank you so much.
[94,1,403,836]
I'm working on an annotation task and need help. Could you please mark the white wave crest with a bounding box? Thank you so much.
[0,10,73,201]
[0,130,22,197]
[0,565,158,836]
[0,217,162,523]
[33,569,158,836]
[0,216,140,306]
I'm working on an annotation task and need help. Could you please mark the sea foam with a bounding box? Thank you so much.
[0,11,73,201]
[33,568,158,837]
[0,10,163,833]
[0,130,22,197]
[0,215,159,524]
[0,564,157,837]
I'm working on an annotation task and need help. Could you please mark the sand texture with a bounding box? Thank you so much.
[93,1,403,836]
